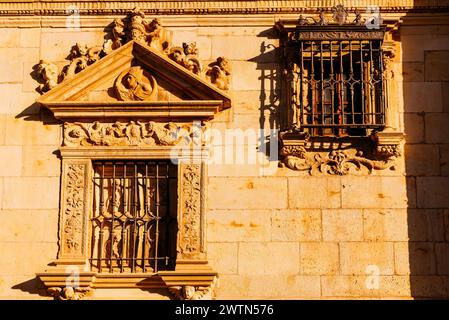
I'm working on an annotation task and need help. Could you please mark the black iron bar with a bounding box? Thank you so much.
[154,163,160,273]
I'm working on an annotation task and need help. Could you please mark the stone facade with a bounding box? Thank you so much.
[0,0,448,299]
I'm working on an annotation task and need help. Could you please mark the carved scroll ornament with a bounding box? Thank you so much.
[62,164,85,255]
[63,121,197,147]
[280,145,401,175]
[36,8,230,93]
[179,164,202,257]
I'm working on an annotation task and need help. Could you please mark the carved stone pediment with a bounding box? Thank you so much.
[37,40,231,121]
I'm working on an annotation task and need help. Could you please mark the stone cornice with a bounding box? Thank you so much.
[1,0,449,17]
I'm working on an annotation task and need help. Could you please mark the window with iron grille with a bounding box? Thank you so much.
[282,27,387,137]
[90,160,178,273]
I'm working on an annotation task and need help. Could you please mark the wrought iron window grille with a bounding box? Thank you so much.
[90,160,178,274]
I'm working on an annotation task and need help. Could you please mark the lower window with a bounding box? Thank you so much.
[90,160,178,273]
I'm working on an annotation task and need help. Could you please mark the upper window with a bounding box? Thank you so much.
[295,39,385,137]
[276,7,388,139]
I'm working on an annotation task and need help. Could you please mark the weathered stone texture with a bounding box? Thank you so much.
[238,242,300,275]
[2,177,59,209]
[403,112,425,144]
[322,209,363,241]
[403,82,442,113]
[362,209,409,242]
[425,113,449,143]
[207,242,238,275]
[217,275,321,298]
[271,209,321,242]
[321,276,411,298]
[207,210,271,242]
[208,177,287,209]
[425,51,449,81]
[341,177,410,209]
[0,10,448,300]
[339,242,395,276]
[0,146,22,177]
[288,177,341,209]
[299,242,339,275]
[417,177,449,208]
[404,144,440,176]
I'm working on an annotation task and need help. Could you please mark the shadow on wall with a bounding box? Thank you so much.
[248,28,283,162]
[401,13,449,298]
[10,64,62,298]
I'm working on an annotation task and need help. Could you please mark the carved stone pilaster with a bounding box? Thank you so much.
[177,162,205,261]
[58,160,91,260]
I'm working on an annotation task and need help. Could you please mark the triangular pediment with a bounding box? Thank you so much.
[37,41,231,121]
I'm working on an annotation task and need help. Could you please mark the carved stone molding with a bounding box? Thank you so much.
[63,121,200,147]
[281,147,398,175]
[296,30,385,40]
[178,163,204,260]
[2,1,449,17]
[35,8,231,94]
[280,132,404,175]
[58,161,91,259]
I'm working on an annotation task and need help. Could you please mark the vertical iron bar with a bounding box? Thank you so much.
[131,163,138,272]
[349,41,355,125]
[165,162,170,268]
[339,41,345,130]
[109,162,116,273]
[360,40,365,125]
[142,163,148,273]
[330,41,335,127]
[378,41,385,125]
[310,41,315,128]
[299,41,304,127]
[98,163,105,273]
[320,41,325,125]
[154,162,160,272]
[369,40,375,125]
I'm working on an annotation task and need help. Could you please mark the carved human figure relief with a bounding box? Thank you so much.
[114,66,158,101]
[206,57,232,90]
[147,18,172,53]
[36,60,59,93]
[34,8,231,93]
[63,121,195,147]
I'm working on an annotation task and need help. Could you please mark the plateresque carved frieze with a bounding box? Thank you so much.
[280,144,401,175]
[63,121,198,147]
[114,66,158,101]
[35,8,231,93]
[62,164,86,255]
[179,164,202,257]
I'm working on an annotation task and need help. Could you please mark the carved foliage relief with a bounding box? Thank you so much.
[61,163,87,256]
[179,164,202,257]
[63,121,199,147]
[35,8,231,94]
[280,144,401,175]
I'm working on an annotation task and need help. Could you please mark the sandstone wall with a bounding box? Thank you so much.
[0,13,448,299]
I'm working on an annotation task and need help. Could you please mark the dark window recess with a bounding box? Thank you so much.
[90,160,178,273]
[294,40,385,137]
